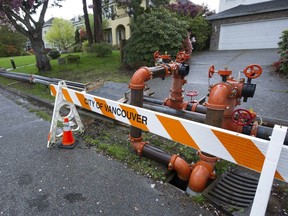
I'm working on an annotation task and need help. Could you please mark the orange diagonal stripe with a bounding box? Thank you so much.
[156,115,199,150]
[94,98,115,119]
[119,105,149,131]
[212,129,285,181]
[212,129,265,171]
[50,85,57,96]
[75,92,91,110]
[62,89,73,103]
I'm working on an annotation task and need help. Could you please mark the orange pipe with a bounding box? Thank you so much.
[129,135,147,156]
[188,152,218,192]
[164,74,188,110]
[205,82,232,110]
[168,154,191,181]
[129,67,152,90]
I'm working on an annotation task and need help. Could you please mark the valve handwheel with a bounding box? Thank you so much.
[243,64,262,79]
[208,65,215,78]
[232,109,253,126]
[176,51,189,63]
[154,51,160,61]
[186,90,198,101]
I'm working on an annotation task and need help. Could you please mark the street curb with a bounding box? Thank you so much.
[0,82,117,124]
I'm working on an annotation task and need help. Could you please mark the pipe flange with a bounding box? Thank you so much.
[168,154,178,170]
[129,135,148,156]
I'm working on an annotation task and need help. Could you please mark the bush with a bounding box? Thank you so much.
[124,8,188,68]
[82,40,90,53]
[272,30,288,75]
[91,43,112,57]
[65,54,80,64]
[68,44,83,53]
[187,16,211,51]
[48,49,61,59]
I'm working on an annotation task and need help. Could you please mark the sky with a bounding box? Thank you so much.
[44,0,219,20]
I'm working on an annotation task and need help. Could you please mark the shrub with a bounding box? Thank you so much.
[48,49,61,59]
[124,8,188,68]
[188,16,212,51]
[65,54,80,64]
[82,40,90,53]
[68,44,82,53]
[91,43,112,57]
[272,30,288,75]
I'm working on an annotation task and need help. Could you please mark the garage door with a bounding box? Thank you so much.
[219,19,288,50]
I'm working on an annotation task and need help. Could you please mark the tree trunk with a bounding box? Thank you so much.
[82,0,93,45]
[31,38,51,72]
[93,0,104,43]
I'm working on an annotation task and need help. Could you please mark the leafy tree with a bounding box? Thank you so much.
[117,0,145,20]
[0,0,63,72]
[150,0,169,8]
[0,25,27,57]
[45,18,74,51]
[92,0,104,43]
[166,0,212,17]
[166,0,214,51]
[124,8,188,68]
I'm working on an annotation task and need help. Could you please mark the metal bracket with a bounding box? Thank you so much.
[47,81,84,148]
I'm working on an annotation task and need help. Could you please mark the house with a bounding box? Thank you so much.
[207,0,288,50]
[103,0,148,47]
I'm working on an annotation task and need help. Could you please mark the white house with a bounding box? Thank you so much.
[207,0,288,50]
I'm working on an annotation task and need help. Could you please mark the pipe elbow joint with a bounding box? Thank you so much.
[188,162,215,192]
[168,154,191,181]
[206,83,232,110]
[129,67,152,90]
[188,152,218,193]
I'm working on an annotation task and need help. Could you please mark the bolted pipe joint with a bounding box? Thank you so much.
[129,135,148,156]
[188,151,219,193]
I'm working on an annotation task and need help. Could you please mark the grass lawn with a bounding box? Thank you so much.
[0,51,131,84]
[0,50,132,101]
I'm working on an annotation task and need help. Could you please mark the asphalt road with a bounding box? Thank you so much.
[0,89,213,215]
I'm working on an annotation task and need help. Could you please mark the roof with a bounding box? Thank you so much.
[207,0,288,21]
[43,17,55,27]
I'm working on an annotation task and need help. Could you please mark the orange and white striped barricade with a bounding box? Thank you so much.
[49,81,287,214]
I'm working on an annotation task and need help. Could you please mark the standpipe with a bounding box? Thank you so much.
[128,61,191,181]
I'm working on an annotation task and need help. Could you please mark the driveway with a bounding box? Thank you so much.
[148,49,288,121]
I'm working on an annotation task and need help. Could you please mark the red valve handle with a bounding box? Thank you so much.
[154,51,160,61]
[232,109,253,126]
[243,64,262,79]
[186,90,198,97]
[176,51,189,63]
[208,65,215,78]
